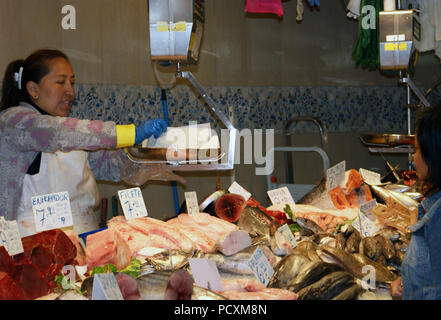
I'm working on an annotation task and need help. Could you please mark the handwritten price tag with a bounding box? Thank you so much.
[277,224,297,248]
[360,199,378,221]
[228,182,251,201]
[352,210,380,238]
[188,258,224,292]
[92,273,124,300]
[118,187,148,220]
[185,192,199,216]
[0,217,24,256]
[267,187,295,207]
[31,191,73,232]
[326,161,346,191]
[359,168,382,186]
[247,246,274,287]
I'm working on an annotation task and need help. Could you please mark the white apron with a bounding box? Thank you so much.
[17,151,100,238]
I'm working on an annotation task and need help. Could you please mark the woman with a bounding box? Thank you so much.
[0,49,167,237]
[390,104,441,300]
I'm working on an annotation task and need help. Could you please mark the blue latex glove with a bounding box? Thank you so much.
[307,0,320,7]
[135,119,167,144]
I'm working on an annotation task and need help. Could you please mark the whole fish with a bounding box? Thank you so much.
[296,217,326,234]
[144,249,195,271]
[287,261,344,293]
[237,207,279,238]
[268,254,313,289]
[297,271,355,300]
[359,236,383,262]
[317,245,365,279]
[137,269,194,300]
[371,185,418,210]
[345,231,361,254]
[373,235,396,261]
[352,253,398,284]
[331,283,363,300]
[293,241,322,262]
[384,184,411,193]
[297,176,327,205]
[194,245,280,276]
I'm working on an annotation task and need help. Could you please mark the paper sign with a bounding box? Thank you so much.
[228,182,251,201]
[185,192,199,216]
[359,168,382,186]
[92,273,124,300]
[118,187,148,220]
[267,187,295,207]
[247,246,274,287]
[31,191,73,232]
[188,258,224,292]
[352,211,380,238]
[0,217,24,256]
[277,224,297,248]
[326,161,346,191]
[360,199,378,221]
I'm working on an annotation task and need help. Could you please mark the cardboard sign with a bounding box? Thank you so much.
[326,161,346,191]
[228,182,251,201]
[359,168,382,186]
[277,224,297,248]
[118,187,148,220]
[31,191,73,232]
[188,258,224,292]
[0,217,24,256]
[92,273,124,300]
[247,246,274,287]
[267,187,295,207]
[185,192,199,216]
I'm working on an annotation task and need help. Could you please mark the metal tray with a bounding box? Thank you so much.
[360,133,415,147]
[125,147,224,164]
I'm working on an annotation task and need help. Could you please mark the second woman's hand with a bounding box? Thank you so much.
[135,119,167,145]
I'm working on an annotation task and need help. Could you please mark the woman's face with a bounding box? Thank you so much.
[414,134,429,181]
[28,57,75,117]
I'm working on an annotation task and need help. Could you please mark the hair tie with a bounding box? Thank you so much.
[14,67,24,90]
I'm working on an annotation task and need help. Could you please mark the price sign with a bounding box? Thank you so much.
[31,191,73,232]
[267,187,295,207]
[360,199,378,221]
[92,273,124,300]
[326,161,346,191]
[352,210,380,238]
[185,192,199,216]
[228,182,251,201]
[0,217,24,256]
[359,168,382,186]
[277,224,297,248]
[188,258,224,292]
[118,187,148,220]
[247,246,274,287]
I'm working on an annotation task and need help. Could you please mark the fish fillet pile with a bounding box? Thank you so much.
[85,214,240,271]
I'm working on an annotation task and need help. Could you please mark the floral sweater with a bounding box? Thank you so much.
[0,102,128,220]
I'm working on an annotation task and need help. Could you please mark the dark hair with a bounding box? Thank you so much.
[416,104,441,195]
[1,49,70,110]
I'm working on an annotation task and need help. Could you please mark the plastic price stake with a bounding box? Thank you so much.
[326,161,346,191]
[359,168,382,186]
[267,187,295,207]
[92,273,124,300]
[247,246,275,287]
[185,191,199,216]
[118,187,148,220]
[188,258,224,292]
[228,182,251,201]
[0,217,24,256]
[31,191,73,233]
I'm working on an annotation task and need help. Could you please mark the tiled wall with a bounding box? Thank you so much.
[72,84,441,133]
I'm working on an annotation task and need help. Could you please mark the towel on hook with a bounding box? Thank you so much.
[245,0,284,18]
